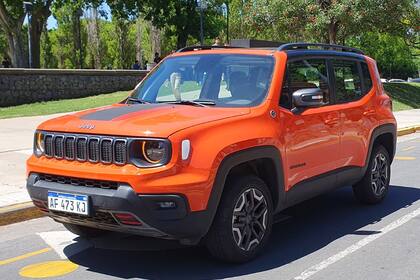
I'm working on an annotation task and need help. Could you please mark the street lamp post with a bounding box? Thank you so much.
[221,3,229,44]
[23,1,33,68]
[197,0,207,45]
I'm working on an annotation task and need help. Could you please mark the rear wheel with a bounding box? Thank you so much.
[63,223,108,238]
[353,145,390,204]
[205,175,273,263]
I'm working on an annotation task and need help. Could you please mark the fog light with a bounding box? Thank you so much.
[156,201,176,209]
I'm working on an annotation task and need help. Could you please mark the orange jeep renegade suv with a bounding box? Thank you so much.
[27,42,396,263]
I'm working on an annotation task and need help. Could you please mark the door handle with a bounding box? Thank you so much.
[324,117,339,126]
[363,109,375,116]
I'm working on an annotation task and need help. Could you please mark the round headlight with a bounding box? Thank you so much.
[142,141,165,163]
[34,132,45,155]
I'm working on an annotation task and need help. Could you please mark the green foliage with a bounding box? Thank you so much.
[384,83,420,111]
[348,32,417,79]
[0,91,130,119]
[229,0,419,44]
[140,0,225,48]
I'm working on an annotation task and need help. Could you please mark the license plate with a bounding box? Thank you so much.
[48,191,89,215]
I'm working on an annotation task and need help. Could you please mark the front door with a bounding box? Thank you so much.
[280,58,341,191]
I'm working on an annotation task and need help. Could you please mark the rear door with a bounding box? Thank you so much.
[331,59,377,168]
[280,58,341,190]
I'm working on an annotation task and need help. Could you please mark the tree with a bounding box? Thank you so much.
[238,0,419,45]
[139,0,224,48]
[30,0,52,67]
[0,0,52,68]
[0,0,27,67]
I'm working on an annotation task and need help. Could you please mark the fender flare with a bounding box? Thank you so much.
[202,145,285,234]
[363,123,397,174]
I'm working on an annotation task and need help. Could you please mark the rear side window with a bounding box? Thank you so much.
[280,59,330,109]
[361,62,373,94]
[332,60,362,103]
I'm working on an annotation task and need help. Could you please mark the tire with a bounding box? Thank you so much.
[63,223,108,238]
[353,145,390,204]
[205,175,273,263]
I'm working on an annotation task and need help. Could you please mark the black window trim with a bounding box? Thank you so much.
[280,57,333,110]
[281,54,373,109]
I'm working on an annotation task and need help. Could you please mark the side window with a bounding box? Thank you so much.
[280,59,330,109]
[361,62,373,94]
[332,60,362,103]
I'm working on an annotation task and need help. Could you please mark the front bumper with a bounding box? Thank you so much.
[27,173,211,243]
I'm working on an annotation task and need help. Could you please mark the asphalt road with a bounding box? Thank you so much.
[1,133,420,280]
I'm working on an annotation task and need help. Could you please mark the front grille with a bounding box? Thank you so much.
[43,133,128,165]
[51,210,118,225]
[39,173,119,190]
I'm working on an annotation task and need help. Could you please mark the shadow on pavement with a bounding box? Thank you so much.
[66,185,420,279]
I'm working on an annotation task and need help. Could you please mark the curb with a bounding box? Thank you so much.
[0,202,44,226]
[397,125,420,137]
[1,124,419,226]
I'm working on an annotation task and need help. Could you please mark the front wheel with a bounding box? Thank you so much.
[353,145,390,204]
[205,175,273,263]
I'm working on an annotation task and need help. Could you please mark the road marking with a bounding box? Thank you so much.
[0,248,51,266]
[19,260,78,278]
[16,149,33,156]
[394,156,416,160]
[401,146,415,152]
[38,231,92,259]
[293,206,420,280]
[0,148,32,155]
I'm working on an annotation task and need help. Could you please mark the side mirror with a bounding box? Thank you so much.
[292,88,324,108]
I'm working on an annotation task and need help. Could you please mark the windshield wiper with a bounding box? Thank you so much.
[126,97,150,104]
[160,99,216,107]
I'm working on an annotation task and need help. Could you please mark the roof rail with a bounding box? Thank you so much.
[176,45,242,53]
[278,43,364,55]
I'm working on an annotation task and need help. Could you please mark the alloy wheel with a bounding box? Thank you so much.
[232,188,268,251]
[371,153,388,196]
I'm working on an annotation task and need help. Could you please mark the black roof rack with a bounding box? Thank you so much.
[177,45,241,53]
[176,41,364,55]
[278,43,364,54]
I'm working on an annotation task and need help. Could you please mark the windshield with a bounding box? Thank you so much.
[130,54,275,107]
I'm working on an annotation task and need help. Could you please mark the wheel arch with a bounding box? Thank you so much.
[204,145,285,235]
[364,123,396,174]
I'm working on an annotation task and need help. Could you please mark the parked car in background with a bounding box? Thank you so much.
[407,77,420,83]
[388,79,406,83]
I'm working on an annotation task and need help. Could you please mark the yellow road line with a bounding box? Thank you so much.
[0,248,51,266]
[401,146,416,152]
[394,156,416,161]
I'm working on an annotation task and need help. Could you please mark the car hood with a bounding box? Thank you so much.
[37,103,250,138]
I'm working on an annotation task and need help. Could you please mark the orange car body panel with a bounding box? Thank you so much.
[27,49,396,212]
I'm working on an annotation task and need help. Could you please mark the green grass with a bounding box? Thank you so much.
[384,83,420,111]
[0,82,419,119]
[0,91,130,119]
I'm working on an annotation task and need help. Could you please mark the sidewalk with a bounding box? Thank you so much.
[0,113,66,208]
[393,109,420,129]
[0,109,420,209]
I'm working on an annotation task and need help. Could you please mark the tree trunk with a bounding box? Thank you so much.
[4,27,26,67]
[115,19,129,69]
[87,7,101,69]
[72,10,83,69]
[150,23,161,57]
[30,1,51,68]
[176,25,188,50]
[0,1,26,67]
[328,21,338,44]
[135,18,143,68]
